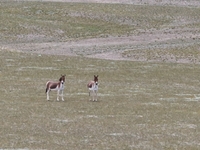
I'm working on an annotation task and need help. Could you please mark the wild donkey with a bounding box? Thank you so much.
[87,75,99,102]
[46,75,66,101]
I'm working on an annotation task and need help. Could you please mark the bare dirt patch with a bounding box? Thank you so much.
[1,0,200,63]
[3,27,200,63]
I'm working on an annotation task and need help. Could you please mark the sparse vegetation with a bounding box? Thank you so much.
[1,0,200,149]
[0,1,200,43]
[1,49,200,149]
[122,44,200,63]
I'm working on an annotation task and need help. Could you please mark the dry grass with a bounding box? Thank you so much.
[0,1,200,43]
[1,49,200,149]
[1,1,200,149]
[122,44,200,63]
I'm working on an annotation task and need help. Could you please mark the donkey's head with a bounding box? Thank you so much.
[59,74,66,84]
[94,75,98,85]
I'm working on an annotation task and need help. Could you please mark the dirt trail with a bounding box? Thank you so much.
[3,27,200,61]
[2,0,200,63]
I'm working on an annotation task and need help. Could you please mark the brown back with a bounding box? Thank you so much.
[87,75,98,88]
[87,81,94,88]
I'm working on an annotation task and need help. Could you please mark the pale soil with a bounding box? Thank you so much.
[2,0,200,63]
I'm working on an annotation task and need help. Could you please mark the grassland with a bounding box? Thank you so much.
[1,1,200,63]
[0,1,200,149]
[122,44,200,63]
[1,49,200,149]
[0,1,200,43]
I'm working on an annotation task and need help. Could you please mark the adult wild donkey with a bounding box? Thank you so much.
[46,75,66,101]
[87,75,99,102]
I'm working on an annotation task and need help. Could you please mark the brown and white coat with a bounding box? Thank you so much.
[87,75,99,101]
[46,75,66,101]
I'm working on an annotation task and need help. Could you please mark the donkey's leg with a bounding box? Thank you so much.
[92,90,95,102]
[93,90,97,101]
[57,90,60,101]
[61,90,64,101]
[88,90,91,101]
[95,91,98,101]
[46,90,50,101]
